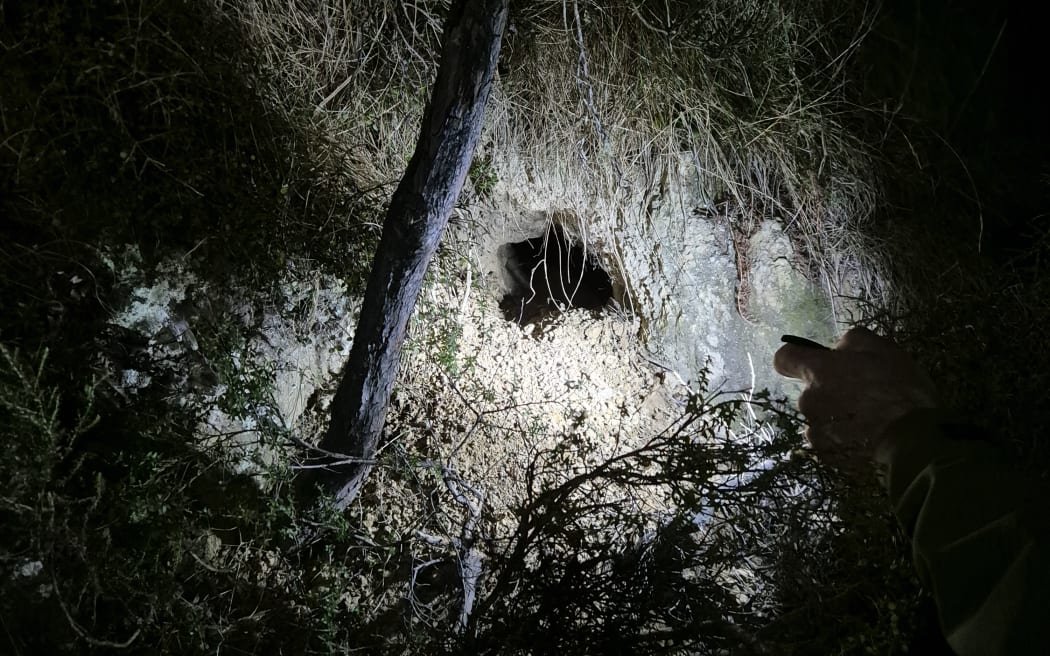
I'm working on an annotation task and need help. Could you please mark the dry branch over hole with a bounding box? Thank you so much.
[307,0,510,511]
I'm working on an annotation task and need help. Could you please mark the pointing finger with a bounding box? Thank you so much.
[773,342,831,383]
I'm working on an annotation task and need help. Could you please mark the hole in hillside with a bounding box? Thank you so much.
[497,222,615,326]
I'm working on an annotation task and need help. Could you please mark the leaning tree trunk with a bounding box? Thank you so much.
[308,0,509,510]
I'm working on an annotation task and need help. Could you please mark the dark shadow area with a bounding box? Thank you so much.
[846,4,1047,653]
[0,2,375,651]
[497,223,613,326]
[858,0,1043,258]
[850,0,1050,470]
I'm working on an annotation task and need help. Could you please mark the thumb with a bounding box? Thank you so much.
[773,342,831,383]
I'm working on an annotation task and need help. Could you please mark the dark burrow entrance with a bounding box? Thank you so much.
[497,222,614,326]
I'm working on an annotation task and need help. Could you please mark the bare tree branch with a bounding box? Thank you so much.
[307,0,509,511]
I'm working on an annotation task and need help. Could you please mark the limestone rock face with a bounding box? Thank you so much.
[465,150,850,399]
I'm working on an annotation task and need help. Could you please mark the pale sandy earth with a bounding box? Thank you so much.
[106,156,849,545]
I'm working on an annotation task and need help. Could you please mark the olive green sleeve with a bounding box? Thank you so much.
[875,410,1050,656]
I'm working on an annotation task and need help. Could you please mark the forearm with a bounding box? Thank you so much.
[875,410,1050,655]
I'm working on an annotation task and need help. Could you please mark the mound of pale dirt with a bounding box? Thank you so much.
[382,270,683,537]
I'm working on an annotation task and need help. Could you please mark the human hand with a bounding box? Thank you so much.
[773,327,938,469]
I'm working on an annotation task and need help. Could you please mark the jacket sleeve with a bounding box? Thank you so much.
[875,410,1050,656]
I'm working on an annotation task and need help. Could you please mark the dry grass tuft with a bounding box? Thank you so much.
[217,0,892,319]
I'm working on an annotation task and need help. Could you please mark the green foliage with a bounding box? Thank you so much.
[412,258,479,380]
[469,154,499,197]
[0,343,388,653]
[0,345,203,650]
[217,344,280,419]
[438,323,465,377]
[0,346,95,518]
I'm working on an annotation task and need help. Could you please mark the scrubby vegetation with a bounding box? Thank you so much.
[1,0,1041,654]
